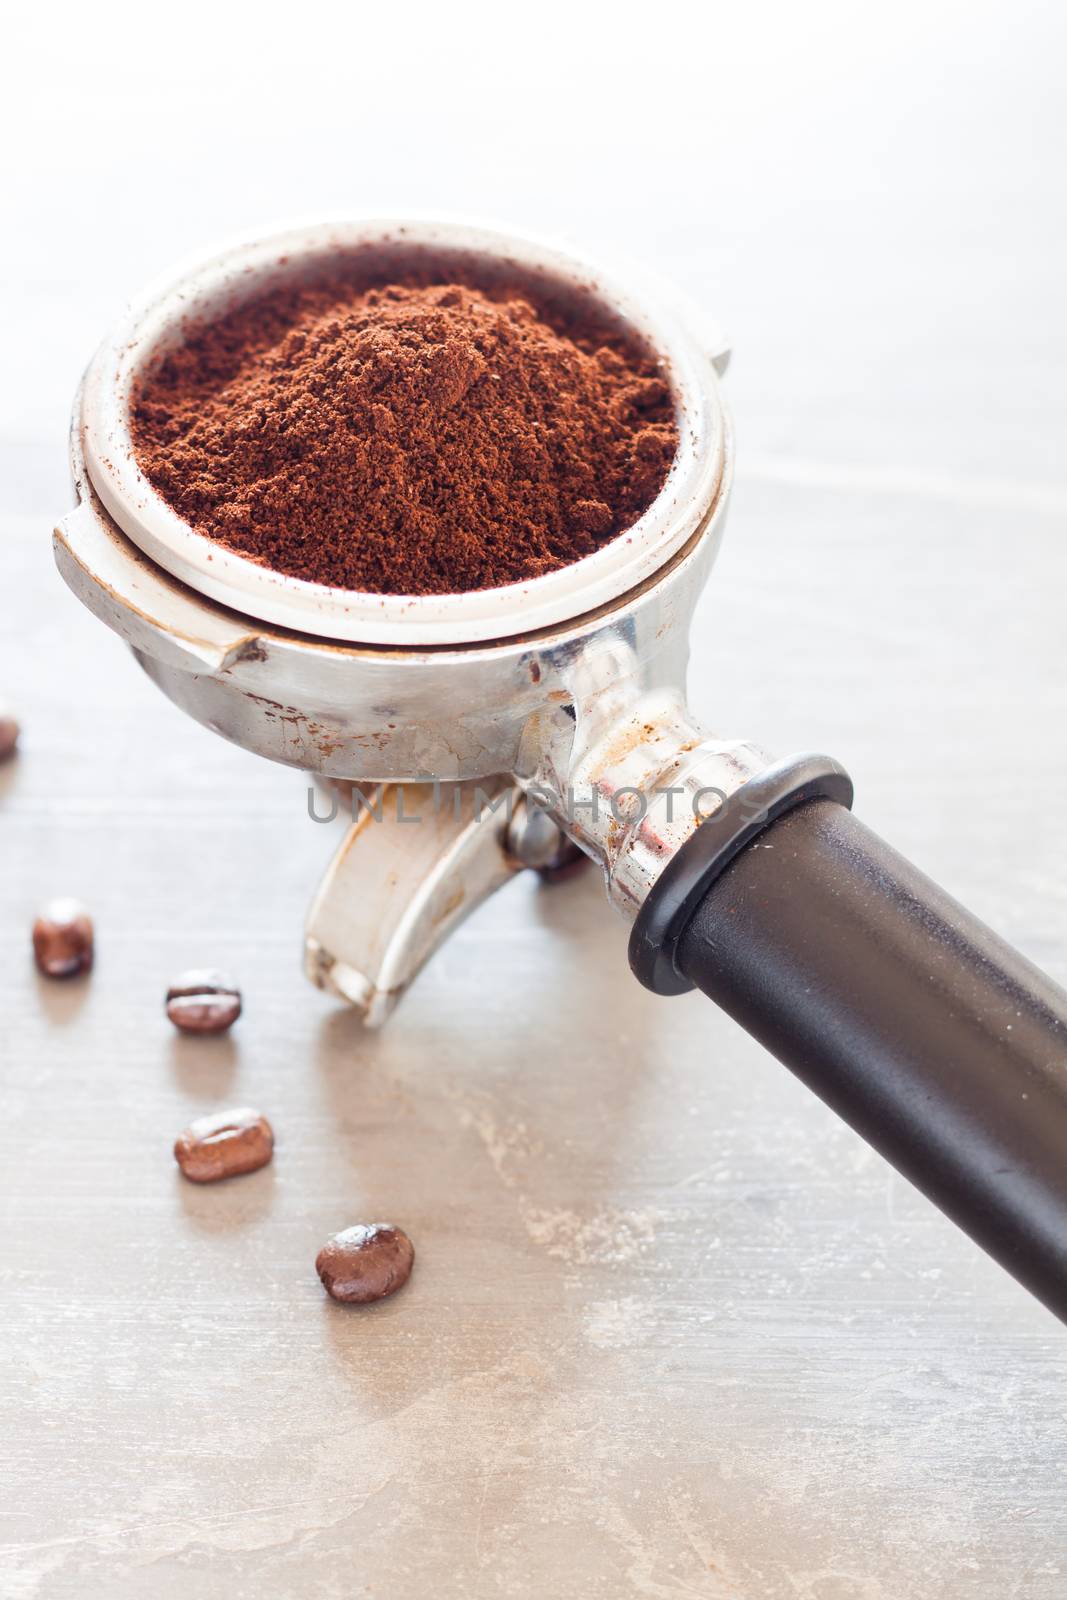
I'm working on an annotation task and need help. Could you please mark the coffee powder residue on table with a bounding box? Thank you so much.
[131,268,678,595]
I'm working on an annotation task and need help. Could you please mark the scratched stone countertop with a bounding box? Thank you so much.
[2,5,1067,1597]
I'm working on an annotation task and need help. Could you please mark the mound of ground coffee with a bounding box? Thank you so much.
[131,272,677,596]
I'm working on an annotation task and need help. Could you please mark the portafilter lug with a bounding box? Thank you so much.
[304,777,577,1025]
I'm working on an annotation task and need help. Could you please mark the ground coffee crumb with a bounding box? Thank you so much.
[131,272,678,596]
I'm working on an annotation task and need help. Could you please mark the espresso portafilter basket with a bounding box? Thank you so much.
[56,220,1067,1321]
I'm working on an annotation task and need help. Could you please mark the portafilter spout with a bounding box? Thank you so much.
[56,219,1067,1324]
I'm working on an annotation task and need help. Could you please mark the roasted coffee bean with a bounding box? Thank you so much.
[174,1107,273,1183]
[0,709,18,762]
[32,898,94,978]
[166,969,242,1034]
[316,1224,415,1304]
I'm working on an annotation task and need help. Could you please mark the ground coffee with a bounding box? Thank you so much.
[131,270,678,596]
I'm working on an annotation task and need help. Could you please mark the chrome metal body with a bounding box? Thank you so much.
[54,219,773,1021]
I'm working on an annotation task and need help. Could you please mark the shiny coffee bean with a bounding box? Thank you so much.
[32,898,94,978]
[316,1223,415,1304]
[174,1107,273,1183]
[0,709,18,762]
[166,969,242,1034]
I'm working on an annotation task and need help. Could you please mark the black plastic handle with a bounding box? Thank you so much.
[670,798,1067,1321]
